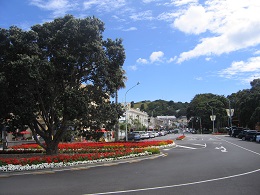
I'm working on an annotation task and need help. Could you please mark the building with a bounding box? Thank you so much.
[119,103,149,130]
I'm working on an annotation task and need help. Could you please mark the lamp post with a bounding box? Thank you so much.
[196,117,202,134]
[226,99,234,131]
[125,82,140,141]
[207,103,216,133]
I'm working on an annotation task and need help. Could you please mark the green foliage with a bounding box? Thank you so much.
[145,148,160,154]
[0,15,126,154]
[187,93,228,130]
[228,78,260,129]
[133,99,189,117]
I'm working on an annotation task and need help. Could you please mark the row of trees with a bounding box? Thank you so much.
[186,79,260,131]
[0,15,126,154]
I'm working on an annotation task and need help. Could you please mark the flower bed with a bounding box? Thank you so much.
[176,135,186,140]
[0,140,174,172]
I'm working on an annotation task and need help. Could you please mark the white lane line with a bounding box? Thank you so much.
[86,168,260,195]
[192,143,207,148]
[176,145,197,149]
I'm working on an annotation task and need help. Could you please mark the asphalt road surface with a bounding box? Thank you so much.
[0,134,259,195]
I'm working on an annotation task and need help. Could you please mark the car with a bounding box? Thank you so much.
[238,130,257,140]
[160,130,166,136]
[231,127,244,137]
[153,131,159,137]
[256,135,260,143]
[251,132,260,142]
[147,131,155,138]
[244,131,260,141]
[126,132,141,141]
[191,129,197,134]
[138,131,150,139]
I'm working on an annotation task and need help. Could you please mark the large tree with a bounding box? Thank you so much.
[228,78,260,129]
[0,15,126,154]
[187,93,228,131]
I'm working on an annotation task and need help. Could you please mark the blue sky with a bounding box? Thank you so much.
[1,0,260,103]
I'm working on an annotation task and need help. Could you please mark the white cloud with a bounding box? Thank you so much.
[167,56,177,63]
[128,65,138,71]
[157,12,179,22]
[123,27,137,31]
[142,0,158,3]
[130,10,154,21]
[137,58,148,64]
[218,56,260,81]
[175,0,260,63]
[172,0,198,6]
[30,0,77,17]
[195,77,203,81]
[150,51,164,63]
[83,0,126,12]
[254,50,260,55]
[173,5,210,34]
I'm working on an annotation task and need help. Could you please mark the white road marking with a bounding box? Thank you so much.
[176,145,197,149]
[216,136,260,156]
[175,143,206,150]
[192,143,207,148]
[86,168,260,195]
[215,146,228,152]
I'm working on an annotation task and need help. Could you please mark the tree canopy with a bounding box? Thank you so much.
[228,78,260,129]
[186,93,228,131]
[0,15,126,154]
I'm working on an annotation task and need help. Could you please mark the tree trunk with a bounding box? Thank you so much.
[45,139,59,155]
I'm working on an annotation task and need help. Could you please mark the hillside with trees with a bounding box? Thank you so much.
[132,100,189,118]
[132,78,259,131]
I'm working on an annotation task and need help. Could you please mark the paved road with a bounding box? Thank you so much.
[0,134,259,195]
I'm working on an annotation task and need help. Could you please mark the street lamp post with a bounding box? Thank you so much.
[226,99,234,131]
[207,103,216,133]
[125,82,140,141]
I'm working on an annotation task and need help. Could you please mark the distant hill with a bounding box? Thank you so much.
[131,99,189,118]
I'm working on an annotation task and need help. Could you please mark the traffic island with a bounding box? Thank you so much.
[176,135,186,140]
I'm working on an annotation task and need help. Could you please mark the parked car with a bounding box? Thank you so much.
[153,131,159,137]
[231,127,244,137]
[256,135,260,143]
[126,133,141,141]
[251,132,260,142]
[238,130,257,140]
[147,131,155,138]
[191,129,197,134]
[160,130,166,136]
[173,129,180,134]
[138,131,150,139]
[228,126,239,136]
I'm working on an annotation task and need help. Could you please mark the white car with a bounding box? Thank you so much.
[147,131,155,138]
[139,132,150,139]
[256,135,260,143]
[133,131,150,139]
[153,131,159,137]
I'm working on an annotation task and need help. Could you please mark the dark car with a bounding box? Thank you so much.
[245,131,260,141]
[126,133,141,141]
[238,130,257,140]
[231,127,244,137]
